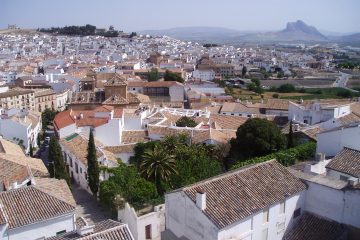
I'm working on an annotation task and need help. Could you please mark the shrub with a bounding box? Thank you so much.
[272,93,279,98]
[231,141,316,169]
[278,84,296,93]
[176,116,197,127]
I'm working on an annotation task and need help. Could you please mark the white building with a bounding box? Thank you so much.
[56,89,70,111]
[165,160,306,240]
[325,147,360,184]
[290,168,360,230]
[0,108,41,153]
[0,181,76,240]
[289,101,351,125]
[60,133,118,193]
[118,203,165,240]
[192,69,216,81]
[316,122,360,157]
[54,106,123,146]
[45,219,134,240]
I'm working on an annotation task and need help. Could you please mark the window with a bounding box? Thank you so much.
[56,230,66,236]
[263,209,269,223]
[293,208,301,218]
[261,228,268,240]
[340,175,349,181]
[75,162,78,173]
[279,201,285,214]
[85,172,87,180]
[145,224,151,239]
[80,167,82,174]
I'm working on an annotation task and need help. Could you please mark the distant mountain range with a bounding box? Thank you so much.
[141,20,360,44]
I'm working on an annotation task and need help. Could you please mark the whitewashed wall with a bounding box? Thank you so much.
[4,213,75,240]
[118,203,165,240]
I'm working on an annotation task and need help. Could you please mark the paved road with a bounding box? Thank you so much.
[332,72,359,92]
[71,184,113,224]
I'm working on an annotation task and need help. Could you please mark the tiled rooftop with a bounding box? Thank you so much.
[179,160,306,229]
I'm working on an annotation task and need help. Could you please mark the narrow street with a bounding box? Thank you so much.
[71,183,113,224]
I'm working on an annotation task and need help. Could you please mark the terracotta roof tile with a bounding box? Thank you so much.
[0,186,75,229]
[283,212,347,240]
[326,147,360,177]
[47,219,133,240]
[182,160,307,229]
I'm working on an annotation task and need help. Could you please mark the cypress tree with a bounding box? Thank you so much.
[287,120,295,149]
[29,142,33,157]
[87,130,99,196]
[48,136,70,185]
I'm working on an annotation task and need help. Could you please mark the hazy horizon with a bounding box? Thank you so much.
[1,0,360,34]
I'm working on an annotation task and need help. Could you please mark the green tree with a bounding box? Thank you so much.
[287,121,294,149]
[242,66,247,77]
[176,116,197,127]
[42,108,57,130]
[139,145,177,196]
[230,118,286,160]
[129,32,137,38]
[87,130,100,196]
[130,141,159,168]
[278,83,295,93]
[164,70,184,83]
[170,144,222,188]
[48,136,70,185]
[147,68,160,82]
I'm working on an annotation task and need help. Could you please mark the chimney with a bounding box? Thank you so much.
[195,187,206,211]
[316,153,325,161]
[11,181,18,189]
[76,217,94,236]
[348,179,358,187]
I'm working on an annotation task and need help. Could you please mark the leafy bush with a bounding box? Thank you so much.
[278,83,296,93]
[231,141,316,169]
[272,93,279,98]
[176,116,197,127]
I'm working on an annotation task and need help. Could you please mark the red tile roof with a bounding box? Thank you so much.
[181,160,306,229]
[0,186,75,229]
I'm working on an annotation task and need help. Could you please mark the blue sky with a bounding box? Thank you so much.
[1,0,359,33]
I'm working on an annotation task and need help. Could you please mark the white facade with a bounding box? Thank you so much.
[2,213,75,240]
[168,84,185,102]
[289,101,351,125]
[95,117,123,146]
[316,125,360,156]
[302,177,360,229]
[0,109,41,152]
[118,203,165,240]
[56,90,70,111]
[192,69,215,81]
[165,191,305,240]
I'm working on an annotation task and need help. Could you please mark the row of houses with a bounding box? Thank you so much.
[0,138,134,240]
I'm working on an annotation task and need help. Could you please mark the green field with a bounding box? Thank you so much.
[279,88,360,100]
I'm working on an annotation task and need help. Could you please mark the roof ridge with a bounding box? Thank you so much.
[32,184,76,208]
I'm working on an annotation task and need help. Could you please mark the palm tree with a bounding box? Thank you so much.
[139,145,177,196]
